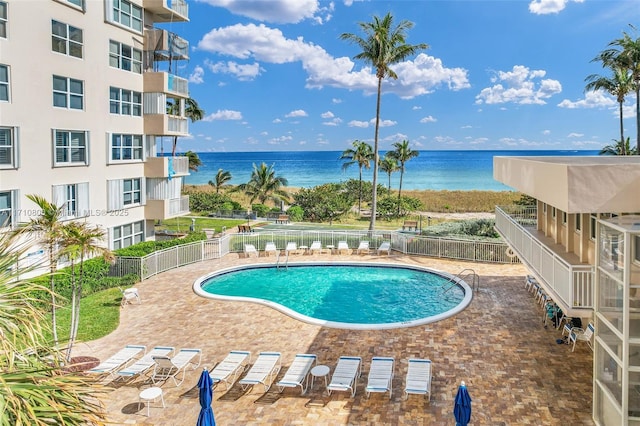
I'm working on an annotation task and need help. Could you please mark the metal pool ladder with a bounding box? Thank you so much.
[441,268,479,294]
[275,251,289,270]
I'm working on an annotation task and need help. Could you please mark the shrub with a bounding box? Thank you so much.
[251,204,270,217]
[376,196,424,219]
[422,219,501,241]
[287,205,303,221]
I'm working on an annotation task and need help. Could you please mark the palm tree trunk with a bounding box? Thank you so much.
[369,77,383,231]
[619,100,626,154]
[66,260,76,362]
[398,167,404,215]
[358,168,363,213]
[387,173,391,191]
[67,257,84,362]
[636,86,640,153]
[171,136,178,156]
[49,247,58,346]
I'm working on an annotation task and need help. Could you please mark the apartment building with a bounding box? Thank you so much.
[0,0,191,255]
[493,155,640,426]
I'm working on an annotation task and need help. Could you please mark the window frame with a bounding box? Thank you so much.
[110,133,143,162]
[52,182,89,220]
[111,220,144,250]
[590,215,597,241]
[0,1,7,39]
[0,126,18,169]
[52,75,84,110]
[0,64,9,102]
[122,178,142,206]
[575,213,581,232]
[109,86,142,116]
[0,189,18,229]
[110,0,143,33]
[108,40,142,74]
[51,20,83,59]
[52,129,89,167]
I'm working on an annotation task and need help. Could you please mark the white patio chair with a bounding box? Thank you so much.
[244,244,258,258]
[264,242,278,257]
[88,344,146,378]
[276,353,317,395]
[285,242,298,255]
[120,287,141,307]
[116,346,174,380]
[337,241,350,255]
[327,356,362,397]
[377,242,391,255]
[210,350,251,391]
[309,241,323,255]
[365,356,394,399]
[239,351,282,393]
[569,322,595,352]
[404,358,432,401]
[357,241,370,255]
[151,348,202,386]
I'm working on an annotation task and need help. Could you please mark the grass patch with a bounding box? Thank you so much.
[157,217,246,233]
[402,190,521,212]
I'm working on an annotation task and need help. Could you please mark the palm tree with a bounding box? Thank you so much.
[167,97,205,156]
[340,140,373,213]
[599,137,638,155]
[388,140,419,212]
[184,150,202,172]
[208,169,232,193]
[585,68,634,152]
[0,232,106,425]
[379,154,399,191]
[236,162,289,205]
[340,13,428,230]
[15,194,66,346]
[61,222,113,362]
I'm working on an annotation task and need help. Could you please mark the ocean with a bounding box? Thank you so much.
[183,150,601,191]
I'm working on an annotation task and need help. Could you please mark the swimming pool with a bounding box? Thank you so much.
[193,262,473,330]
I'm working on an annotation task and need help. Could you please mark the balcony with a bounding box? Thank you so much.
[144,28,189,61]
[144,114,188,137]
[143,0,188,23]
[144,72,189,98]
[145,196,190,220]
[495,205,594,316]
[145,156,189,178]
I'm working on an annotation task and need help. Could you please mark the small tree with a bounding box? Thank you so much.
[184,150,202,171]
[340,140,373,213]
[293,184,352,224]
[379,154,399,191]
[235,162,289,205]
[208,169,232,193]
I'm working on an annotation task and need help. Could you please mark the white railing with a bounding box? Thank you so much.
[168,116,187,133]
[110,230,516,281]
[168,196,189,216]
[168,0,188,18]
[168,74,188,96]
[495,206,594,309]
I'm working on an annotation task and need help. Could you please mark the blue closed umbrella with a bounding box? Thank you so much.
[454,380,472,426]
[196,368,215,426]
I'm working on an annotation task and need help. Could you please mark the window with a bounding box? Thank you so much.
[0,127,17,168]
[123,178,141,206]
[53,75,83,109]
[0,2,7,38]
[0,190,18,228]
[109,87,141,116]
[60,0,84,8]
[635,236,640,263]
[52,20,83,58]
[111,221,144,250]
[107,178,145,211]
[576,214,581,232]
[109,40,142,73]
[110,134,143,161]
[562,212,567,224]
[111,0,142,32]
[590,216,597,240]
[52,182,89,219]
[551,207,556,219]
[0,64,9,101]
[53,130,88,166]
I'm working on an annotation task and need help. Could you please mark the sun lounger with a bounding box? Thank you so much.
[327,356,362,397]
[276,353,317,395]
[365,356,395,398]
[377,241,391,255]
[404,358,432,400]
[285,242,298,255]
[264,242,278,257]
[309,241,322,255]
[239,351,282,393]
[116,346,174,379]
[337,241,350,255]
[244,244,258,258]
[210,350,251,390]
[88,344,146,377]
[151,348,202,386]
[357,241,370,254]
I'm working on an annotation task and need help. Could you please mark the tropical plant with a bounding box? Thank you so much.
[599,137,638,155]
[340,12,428,230]
[235,162,289,205]
[585,67,634,151]
[15,194,66,346]
[0,233,106,425]
[379,153,399,191]
[208,169,232,193]
[376,195,423,219]
[340,140,373,213]
[184,150,202,172]
[60,222,113,362]
[167,97,205,156]
[293,184,353,224]
[388,140,419,213]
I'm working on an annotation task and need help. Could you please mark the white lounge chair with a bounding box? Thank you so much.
[357,241,370,255]
[569,322,595,352]
[119,287,141,306]
[116,346,174,379]
[365,356,395,399]
[88,344,146,377]
[327,356,362,397]
[285,242,298,255]
[337,241,350,255]
[264,242,278,257]
[276,353,317,395]
[377,242,391,256]
[210,350,251,390]
[244,244,258,258]
[404,358,432,401]
[239,351,282,393]
[151,348,202,386]
[309,241,323,255]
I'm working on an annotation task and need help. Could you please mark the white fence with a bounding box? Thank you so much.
[110,230,516,281]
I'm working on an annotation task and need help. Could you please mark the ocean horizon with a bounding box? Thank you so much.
[183,150,601,191]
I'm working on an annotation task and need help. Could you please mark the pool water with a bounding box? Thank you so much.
[196,264,468,329]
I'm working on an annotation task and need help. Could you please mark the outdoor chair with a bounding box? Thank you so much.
[239,351,282,393]
[120,287,141,307]
[151,348,202,386]
[276,353,317,395]
[264,242,278,257]
[309,241,323,255]
[404,358,432,401]
[116,346,174,380]
[569,322,595,352]
[356,241,370,255]
[244,244,258,258]
[285,242,298,255]
[327,356,362,397]
[365,356,394,399]
[88,344,146,378]
[337,241,350,255]
[210,350,251,391]
[377,242,391,255]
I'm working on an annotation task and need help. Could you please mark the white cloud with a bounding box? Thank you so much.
[412,106,422,110]
[188,65,205,84]
[420,115,437,123]
[568,132,584,138]
[205,59,263,81]
[197,24,470,99]
[332,98,343,104]
[196,0,325,24]
[372,118,397,128]
[528,0,584,15]
[321,111,334,119]
[202,109,243,121]
[542,129,551,135]
[557,90,616,109]
[348,120,369,128]
[322,117,343,126]
[272,118,283,123]
[475,65,562,105]
[268,135,294,145]
[285,109,308,118]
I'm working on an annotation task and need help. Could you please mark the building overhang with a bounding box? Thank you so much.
[493,156,640,213]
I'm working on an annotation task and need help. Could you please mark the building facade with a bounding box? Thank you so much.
[0,0,191,256]
[494,155,640,426]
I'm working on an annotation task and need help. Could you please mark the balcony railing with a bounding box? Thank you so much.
[144,28,189,61]
[145,195,189,220]
[495,205,594,313]
[143,0,189,22]
[145,156,189,178]
[143,72,189,97]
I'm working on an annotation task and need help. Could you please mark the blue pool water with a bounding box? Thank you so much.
[194,263,472,330]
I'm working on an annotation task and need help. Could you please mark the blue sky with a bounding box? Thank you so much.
[165,0,640,153]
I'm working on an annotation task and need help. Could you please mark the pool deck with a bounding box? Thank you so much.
[75,251,594,425]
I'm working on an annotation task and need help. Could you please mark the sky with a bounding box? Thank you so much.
[162,0,640,153]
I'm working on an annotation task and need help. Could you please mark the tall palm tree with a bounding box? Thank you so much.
[208,169,232,193]
[585,68,634,152]
[15,194,66,346]
[379,153,399,191]
[340,140,373,213]
[599,137,638,155]
[236,162,289,205]
[61,222,113,362]
[167,97,205,156]
[340,13,427,230]
[388,140,419,211]
[0,233,106,425]
[184,150,202,172]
